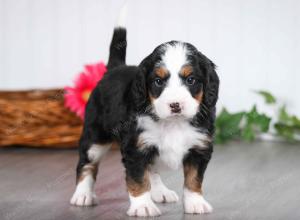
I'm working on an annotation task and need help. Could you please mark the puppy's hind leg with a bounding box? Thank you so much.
[70,137,112,206]
[149,172,179,203]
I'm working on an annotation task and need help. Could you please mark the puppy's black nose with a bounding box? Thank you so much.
[169,102,181,113]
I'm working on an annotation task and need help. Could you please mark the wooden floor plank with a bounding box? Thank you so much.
[0,141,299,220]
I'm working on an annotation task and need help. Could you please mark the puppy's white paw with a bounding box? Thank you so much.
[127,192,161,217]
[151,187,179,203]
[70,174,97,206]
[70,191,98,206]
[149,172,179,203]
[183,188,213,214]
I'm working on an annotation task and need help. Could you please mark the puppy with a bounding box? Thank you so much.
[70,8,219,218]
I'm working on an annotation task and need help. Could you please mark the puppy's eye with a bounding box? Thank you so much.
[186,76,196,85]
[154,78,164,87]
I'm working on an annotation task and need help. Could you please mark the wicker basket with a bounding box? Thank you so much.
[0,89,82,148]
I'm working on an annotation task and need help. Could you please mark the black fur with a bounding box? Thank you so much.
[107,28,127,70]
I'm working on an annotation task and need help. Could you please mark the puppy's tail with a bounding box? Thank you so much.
[107,2,128,70]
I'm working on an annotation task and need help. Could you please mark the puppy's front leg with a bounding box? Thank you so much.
[123,147,161,217]
[183,148,213,214]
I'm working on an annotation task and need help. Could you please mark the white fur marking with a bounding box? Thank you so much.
[183,188,213,214]
[138,116,208,170]
[127,192,161,217]
[116,1,128,27]
[149,172,179,203]
[88,143,111,163]
[162,43,188,78]
[152,85,199,118]
[70,175,97,206]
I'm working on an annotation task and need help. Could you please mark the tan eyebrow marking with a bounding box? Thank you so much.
[155,67,169,78]
[180,65,193,77]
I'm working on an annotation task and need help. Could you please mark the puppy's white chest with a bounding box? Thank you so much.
[137,116,208,170]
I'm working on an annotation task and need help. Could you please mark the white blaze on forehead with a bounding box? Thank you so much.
[162,43,188,77]
[161,43,188,87]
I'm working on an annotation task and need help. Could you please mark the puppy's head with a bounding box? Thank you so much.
[138,41,219,119]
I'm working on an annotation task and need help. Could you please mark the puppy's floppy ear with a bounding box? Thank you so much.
[130,67,148,112]
[198,52,220,107]
[139,53,154,75]
[131,52,158,113]
[129,53,156,113]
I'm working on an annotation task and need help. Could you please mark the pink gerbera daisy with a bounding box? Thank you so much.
[64,61,107,119]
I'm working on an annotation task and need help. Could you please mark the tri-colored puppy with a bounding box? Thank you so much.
[70,7,219,217]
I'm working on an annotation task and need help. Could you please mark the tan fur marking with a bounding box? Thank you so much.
[77,164,98,183]
[111,141,120,150]
[137,135,146,148]
[180,65,193,77]
[194,91,204,103]
[126,171,150,197]
[155,67,168,79]
[149,92,155,104]
[184,164,202,194]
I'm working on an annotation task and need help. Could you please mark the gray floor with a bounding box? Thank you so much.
[0,141,300,220]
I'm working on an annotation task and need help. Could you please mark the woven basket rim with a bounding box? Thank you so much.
[0,88,64,94]
[0,88,65,100]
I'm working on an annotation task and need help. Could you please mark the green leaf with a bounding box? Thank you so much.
[274,106,300,141]
[291,116,300,128]
[255,90,276,104]
[245,105,271,132]
[278,106,291,122]
[274,123,295,141]
[215,91,300,144]
[241,124,255,141]
[257,115,272,132]
[237,105,272,142]
[215,108,244,144]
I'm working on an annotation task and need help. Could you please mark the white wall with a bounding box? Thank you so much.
[0,0,299,114]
